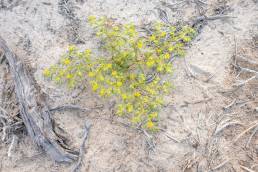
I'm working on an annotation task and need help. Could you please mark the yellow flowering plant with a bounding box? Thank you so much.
[44,16,195,131]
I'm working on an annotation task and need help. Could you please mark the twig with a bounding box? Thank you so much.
[159,128,180,143]
[71,121,91,172]
[251,164,258,169]
[50,104,103,113]
[204,73,215,82]
[138,127,155,152]
[7,135,18,158]
[232,62,258,75]
[194,14,236,23]
[182,98,212,107]
[246,124,258,148]
[160,1,186,10]
[195,0,207,5]
[146,73,157,84]
[211,159,230,171]
[238,55,258,65]
[214,119,243,136]
[184,58,197,79]
[192,14,236,27]
[240,165,256,172]
[155,7,170,24]
[233,121,258,143]
[223,99,236,110]
[218,86,241,94]
[240,67,258,74]
[1,125,10,142]
[0,51,5,64]
[0,106,9,118]
[233,35,237,65]
[234,75,257,87]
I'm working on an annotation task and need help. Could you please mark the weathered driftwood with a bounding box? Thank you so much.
[0,37,77,163]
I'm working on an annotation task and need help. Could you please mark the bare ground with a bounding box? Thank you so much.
[0,0,258,171]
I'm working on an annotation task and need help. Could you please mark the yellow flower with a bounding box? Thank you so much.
[146,120,154,129]
[84,49,91,56]
[117,104,124,116]
[54,77,61,82]
[150,35,156,41]
[156,48,162,54]
[113,26,119,31]
[106,88,112,96]
[139,74,145,82]
[63,58,71,65]
[113,88,121,94]
[149,112,158,119]
[160,31,166,37]
[43,68,51,77]
[106,63,112,69]
[168,46,174,52]
[116,81,123,87]
[156,98,164,105]
[66,74,72,79]
[68,45,76,52]
[164,53,170,59]
[97,74,105,81]
[77,71,82,77]
[165,65,172,73]
[88,72,94,77]
[146,87,156,95]
[132,116,141,123]
[146,58,155,68]
[99,88,106,96]
[134,92,141,97]
[157,65,163,72]
[88,15,96,24]
[142,97,148,103]
[96,31,103,36]
[58,69,65,77]
[111,70,118,77]
[183,36,191,42]
[121,93,127,100]
[91,81,99,91]
[127,104,133,113]
[129,74,136,80]
[137,40,143,49]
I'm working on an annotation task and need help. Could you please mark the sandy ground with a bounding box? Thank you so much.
[0,0,258,171]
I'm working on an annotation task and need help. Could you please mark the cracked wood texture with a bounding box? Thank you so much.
[0,37,78,163]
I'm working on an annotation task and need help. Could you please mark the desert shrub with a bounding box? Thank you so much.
[43,16,195,130]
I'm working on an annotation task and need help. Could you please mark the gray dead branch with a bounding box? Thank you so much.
[0,37,78,163]
[49,104,103,113]
[193,14,236,24]
[71,121,91,172]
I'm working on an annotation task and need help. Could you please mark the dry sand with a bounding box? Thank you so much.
[0,0,258,171]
